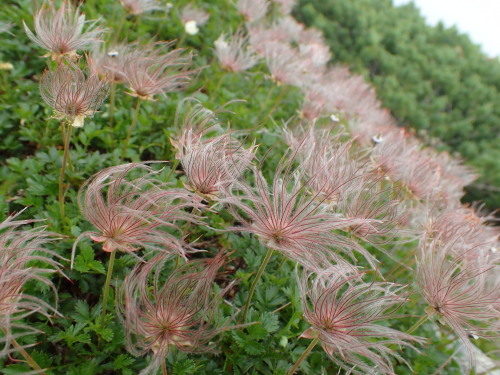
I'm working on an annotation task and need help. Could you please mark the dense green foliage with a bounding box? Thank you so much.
[296,0,500,209]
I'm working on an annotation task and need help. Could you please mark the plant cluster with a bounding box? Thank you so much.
[0,0,498,374]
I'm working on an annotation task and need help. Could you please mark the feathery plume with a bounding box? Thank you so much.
[416,233,499,369]
[91,42,131,83]
[23,0,105,60]
[0,212,61,357]
[214,30,259,73]
[298,269,423,374]
[179,134,257,200]
[220,151,377,271]
[118,253,232,375]
[120,0,165,15]
[72,163,203,267]
[40,62,109,127]
[121,41,195,100]
[236,0,269,22]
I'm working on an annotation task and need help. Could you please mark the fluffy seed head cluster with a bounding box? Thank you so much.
[120,0,164,15]
[40,62,109,127]
[214,30,259,73]
[298,269,423,374]
[221,152,377,271]
[72,163,203,266]
[0,213,60,357]
[23,0,105,60]
[118,253,229,375]
[416,233,499,367]
[120,41,195,100]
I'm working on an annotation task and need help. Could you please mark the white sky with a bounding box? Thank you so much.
[393,0,500,57]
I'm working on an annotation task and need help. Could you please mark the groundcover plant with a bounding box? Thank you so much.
[0,0,498,374]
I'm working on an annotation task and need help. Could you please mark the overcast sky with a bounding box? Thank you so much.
[393,0,500,57]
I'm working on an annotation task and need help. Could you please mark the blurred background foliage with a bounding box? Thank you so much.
[296,0,500,210]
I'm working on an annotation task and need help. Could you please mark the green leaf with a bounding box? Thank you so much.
[73,244,106,274]
[113,354,135,370]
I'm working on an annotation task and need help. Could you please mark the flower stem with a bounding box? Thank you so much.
[239,248,274,323]
[161,361,168,375]
[166,159,179,181]
[407,315,428,335]
[2,328,46,374]
[109,82,116,131]
[265,85,288,119]
[120,98,142,161]
[100,250,116,326]
[286,337,319,375]
[58,122,72,223]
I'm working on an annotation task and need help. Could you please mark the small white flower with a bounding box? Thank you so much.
[330,113,339,122]
[185,20,199,35]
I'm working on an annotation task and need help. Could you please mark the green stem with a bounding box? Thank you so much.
[239,248,274,323]
[166,159,180,181]
[120,98,142,161]
[161,361,168,375]
[286,337,319,375]
[58,122,72,223]
[212,73,226,94]
[256,84,276,121]
[100,250,116,326]
[407,315,428,335]
[109,82,116,131]
[2,328,46,374]
[265,85,288,119]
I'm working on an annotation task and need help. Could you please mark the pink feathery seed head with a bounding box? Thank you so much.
[263,42,307,86]
[423,204,499,262]
[40,61,109,128]
[170,98,238,155]
[284,124,368,205]
[426,150,478,203]
[23,0,106,60]
[220,149,378,271]
[179,134,257,201]
[72,163,205,268]
[337,173,408,244]
[120,0,165,15]
[298,41,331,74]
[236,0,269,22]
[91,42,131,83]
[0,212,62,357]
[120,41,195,101]
[181,4,210,26]
[416,234,499,369]
[214,30,260,73]
[298,269,424,374]
[370,129,418,178]
[118,253,232,375]
[247,24,292,55]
